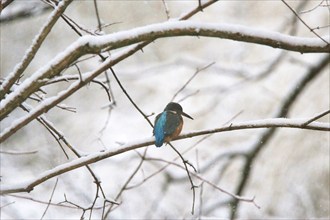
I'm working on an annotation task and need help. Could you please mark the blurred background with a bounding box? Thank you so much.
[1,0,329,219]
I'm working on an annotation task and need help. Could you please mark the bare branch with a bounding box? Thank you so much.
[281,0,329,44]
[93,0,102,31]
[9,194,85,209]
[144,157,260,209]
[180,0,217,20]
[0,201,15,209]
[45,75,112,102]
[103,148,148,218]
[300,0,327,14]
[171,61,215,102]
[169,143,197,214]
[40,178,58,219]
[161,0,171,20]
[302,109,330,126]
[19,103,69,159]
[125,134,213,190]
[109,67,153,127]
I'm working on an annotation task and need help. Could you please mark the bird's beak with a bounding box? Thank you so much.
[182,112,194,120]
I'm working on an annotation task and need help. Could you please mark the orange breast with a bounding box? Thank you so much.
[164,121,183,143]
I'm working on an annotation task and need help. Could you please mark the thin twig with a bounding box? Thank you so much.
[161,0,171,20]
[103,148,148,219]
[109,67,153,127]
[300,0,326,14]
[10,194,81,209]
[41,178,59,219]
[19,103,69,159]
[144,157,260,209]
[19,103,111,215]
[125,134,213,190]
[0,201,15,209]
[281,0,329,44]
[169,143,197,214]
[179,0,217,19]
[198,182,204,220]
[93,0,102,31]
[302,109,330,126]
[171,61,215,101]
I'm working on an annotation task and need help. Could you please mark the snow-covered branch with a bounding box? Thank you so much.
[97,21,329,52]
[1,21,328,122]
[1,118,328,195]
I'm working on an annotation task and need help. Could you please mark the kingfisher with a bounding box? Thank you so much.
[153,102,193,147]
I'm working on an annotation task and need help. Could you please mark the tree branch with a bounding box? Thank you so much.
[1,21,328,122]
[1,118,328,195]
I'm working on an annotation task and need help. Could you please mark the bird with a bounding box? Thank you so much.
[153,102,193,147]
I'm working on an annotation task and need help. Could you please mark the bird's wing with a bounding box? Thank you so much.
[153,112,167,147]
[153,113,162,136]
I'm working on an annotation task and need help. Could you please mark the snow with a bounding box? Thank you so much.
[78,21,329,50]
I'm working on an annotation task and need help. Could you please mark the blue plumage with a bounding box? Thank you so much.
[153,102,193,147]
[154,112,167,147]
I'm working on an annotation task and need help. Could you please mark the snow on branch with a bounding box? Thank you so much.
[1,117,328,195]
[87,21,329,53]
[1,21,329,122]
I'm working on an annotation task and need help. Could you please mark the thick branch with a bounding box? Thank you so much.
[0,118,328,195]
[1,21,328,121]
